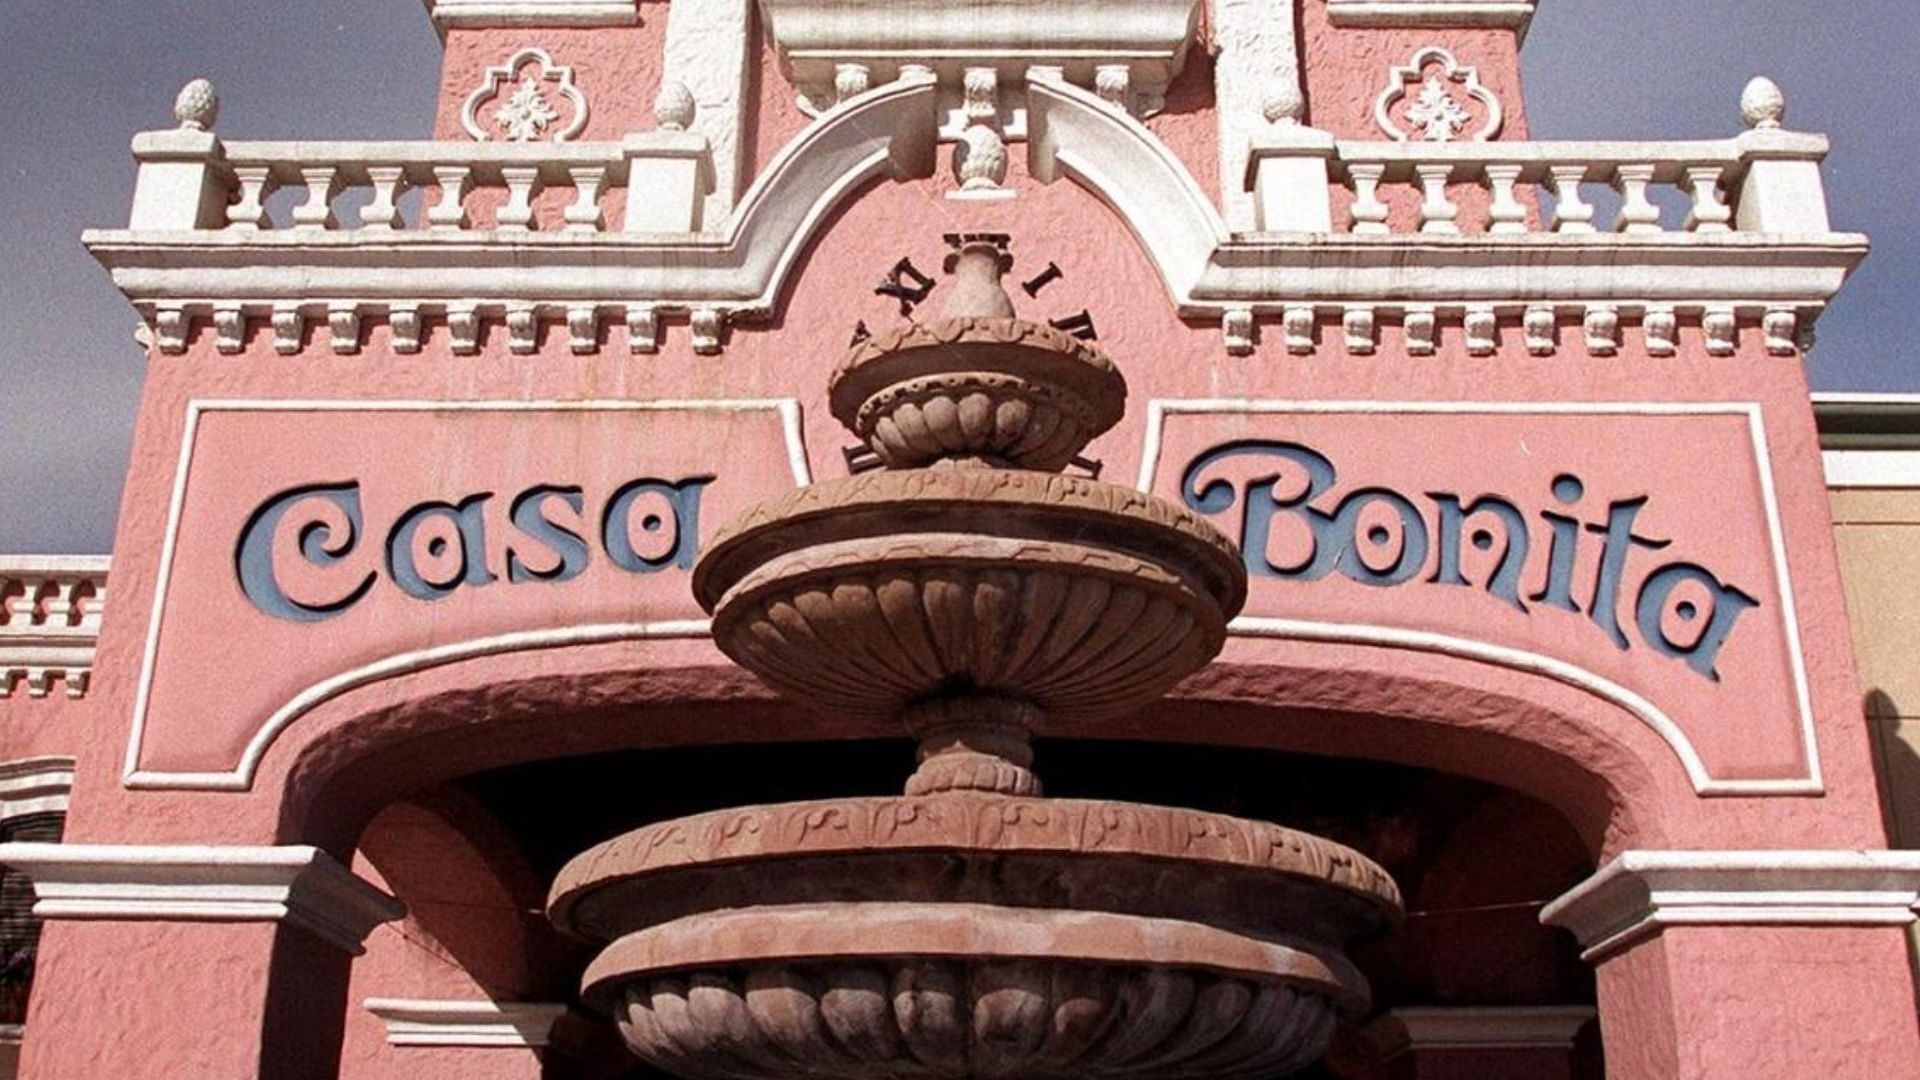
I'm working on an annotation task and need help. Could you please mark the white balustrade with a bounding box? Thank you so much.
[1330,146,1765,237]
[126,138,706,236]
[0,557,109,700]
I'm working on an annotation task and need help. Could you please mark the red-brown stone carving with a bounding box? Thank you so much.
[832,317,1126,472]
[549,236,1401,1078]
[587,905,1364,1080]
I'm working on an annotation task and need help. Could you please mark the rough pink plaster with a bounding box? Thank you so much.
[434,22,669,143]
[1300,0,1530,140]
[1598,926,1920,1079]
[339,793,554,1080]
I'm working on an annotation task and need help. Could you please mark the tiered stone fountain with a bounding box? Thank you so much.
[548,237,1402,1079]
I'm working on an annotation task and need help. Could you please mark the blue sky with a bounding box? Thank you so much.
[0,1,1913,553]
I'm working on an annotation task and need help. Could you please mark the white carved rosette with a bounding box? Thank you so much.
[461,47,590,142]
[1375,46,1502,142]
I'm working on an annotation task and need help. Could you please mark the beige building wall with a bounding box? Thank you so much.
[1819,395,1920,849]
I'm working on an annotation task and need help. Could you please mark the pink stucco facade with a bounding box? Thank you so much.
[0,1,1912,1077]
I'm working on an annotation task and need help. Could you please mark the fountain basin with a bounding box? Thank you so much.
[588,904,1358,1080]
[551,796,1399,1079]
[830,316,1127,471]
[691,468,1246,724]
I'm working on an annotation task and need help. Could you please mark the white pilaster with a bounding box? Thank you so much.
[661,0,751,226]
[1210,0,1301,232]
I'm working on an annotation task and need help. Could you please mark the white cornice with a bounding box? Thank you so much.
[1364,1006,1595,1058]
[0,843,404,954]
[1327,0,1539,45]
[1540,850,1920,962]
[760,0,1201,89]
[363,998,570,1047]
[422,0,639,36]
[0,758,73,822]
[1823,450,1920,488]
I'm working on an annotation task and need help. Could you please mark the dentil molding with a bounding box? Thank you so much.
[363,998,570,1047]
[1327,0,1538,43]
[1541,849,1920,962]
[422,0,638,36]
[0,843,404,954]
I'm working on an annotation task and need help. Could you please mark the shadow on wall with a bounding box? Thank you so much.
[1865,689,1920,850]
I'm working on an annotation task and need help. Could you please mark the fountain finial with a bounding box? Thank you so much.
[940,233,1016,319]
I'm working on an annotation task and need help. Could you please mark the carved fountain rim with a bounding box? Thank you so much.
[693,468,1246,613]
[578,902,1373,1015]
[549,793,1402,927]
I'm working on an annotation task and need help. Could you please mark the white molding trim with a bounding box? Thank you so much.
[0,758,74,822]
[1822,450,1920,489]
[125,397,808,793]
[1364,1005,1595,1059]
[760,0,1201,90]
[0,843,404,954]
[1140,398,1823,798]
[364,998,569,1047]
[1328,0,1538,43]
[1540,850,1920,962]
[86,71,1862,354]
[423,0,638,34]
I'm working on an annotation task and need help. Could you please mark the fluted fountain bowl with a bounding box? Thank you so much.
[830,317,1127,472]
[690,468,1247,725]
[549,795,1402,1080]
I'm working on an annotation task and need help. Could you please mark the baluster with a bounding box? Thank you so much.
[359,166,406,231]
[1348,163,1390,235]
[291,165,339,230]
[427,165,472,231]
[42,578,80,629]
[1684,165,1733,233]
[565,166,608,233]
[1547,165,1595,234]
[1612,164,1661,234]
[5,578,42,626]
[227,166,274,230]
[1415,164,1459,234]
[77,581,104,630]
[499,167,540,232]
[1485,164,1528,234]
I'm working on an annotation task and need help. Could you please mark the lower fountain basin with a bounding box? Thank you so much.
[690,468,1247,725]
[550,794,1401,1078]
[587,903,1358,1080]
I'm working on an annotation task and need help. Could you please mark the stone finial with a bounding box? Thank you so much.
[654,81,695,131]
[953,124,1009,193]
[173,78,219,131]
[1261,80,1304,126]
[1742,76,1785,130]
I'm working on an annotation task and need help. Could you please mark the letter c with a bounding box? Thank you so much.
[235,483,376,622]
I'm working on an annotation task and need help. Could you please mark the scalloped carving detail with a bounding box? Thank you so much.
[551,794,1401,916]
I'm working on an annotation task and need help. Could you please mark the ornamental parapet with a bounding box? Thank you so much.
[0,557,109,700]
[86,72,1862,358]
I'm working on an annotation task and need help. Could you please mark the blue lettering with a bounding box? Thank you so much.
[234,482,376,623]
